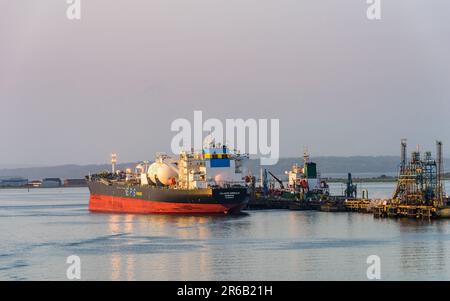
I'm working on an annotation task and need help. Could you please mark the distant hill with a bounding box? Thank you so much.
[249,156,404,177]
[1,156,449,180]
[0,163,139,180]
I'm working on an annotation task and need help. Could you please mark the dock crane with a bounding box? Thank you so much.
[345,173,357,198]
[268,171,285,189]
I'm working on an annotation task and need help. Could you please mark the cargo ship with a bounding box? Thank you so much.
[86,141,250,214]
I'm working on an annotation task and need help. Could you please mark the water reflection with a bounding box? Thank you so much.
[108,214,137,281]
[105,213,253,280]
[110,253,121,281]
[4,186,450,280]
[108,215,120,234]
[396,219,449,279]
[126,255,135,281]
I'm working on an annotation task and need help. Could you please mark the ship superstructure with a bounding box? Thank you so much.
[177,142,248,190]
[286,149,329,196]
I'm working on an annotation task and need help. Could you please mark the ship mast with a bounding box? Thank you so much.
[303,147,310,165]
[111,153,117,174]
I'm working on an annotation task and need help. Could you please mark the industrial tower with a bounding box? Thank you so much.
[392,140,445,207]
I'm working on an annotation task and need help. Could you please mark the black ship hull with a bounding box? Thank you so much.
[87,180,249,214]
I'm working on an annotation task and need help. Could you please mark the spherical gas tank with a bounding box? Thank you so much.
[156,163,178,186]
[148,162,178,185]
[147,162,160,184]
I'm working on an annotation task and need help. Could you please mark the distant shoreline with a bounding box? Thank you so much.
[0,186,87,190]
[1,156,449,182]
[1,173,449,189]
[326,177,396,183]
[2,178,450,190]
[326,175,450,183]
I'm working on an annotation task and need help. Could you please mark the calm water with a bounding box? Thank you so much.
[1,182,450,281]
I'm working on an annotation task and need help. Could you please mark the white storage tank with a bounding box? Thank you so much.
[148,162,178,185]
[147,163,159,184]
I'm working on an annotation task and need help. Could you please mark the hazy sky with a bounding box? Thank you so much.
[1,0,449,166]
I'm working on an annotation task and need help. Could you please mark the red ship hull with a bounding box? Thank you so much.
[89,194,246,215]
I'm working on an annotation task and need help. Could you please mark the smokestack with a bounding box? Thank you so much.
[400,138,407,170]
[436,141,443,205]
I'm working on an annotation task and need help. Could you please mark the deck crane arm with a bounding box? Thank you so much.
[268,171,284,189]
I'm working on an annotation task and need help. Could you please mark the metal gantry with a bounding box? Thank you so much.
[392,141,443,207]
[376,139,447,218]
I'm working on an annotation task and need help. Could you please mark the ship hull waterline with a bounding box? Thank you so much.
[89,194,247,215]
[87,181,249,215]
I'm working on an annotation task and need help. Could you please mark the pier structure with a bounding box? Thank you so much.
[374,139,446,219]
[246,139,449,219]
